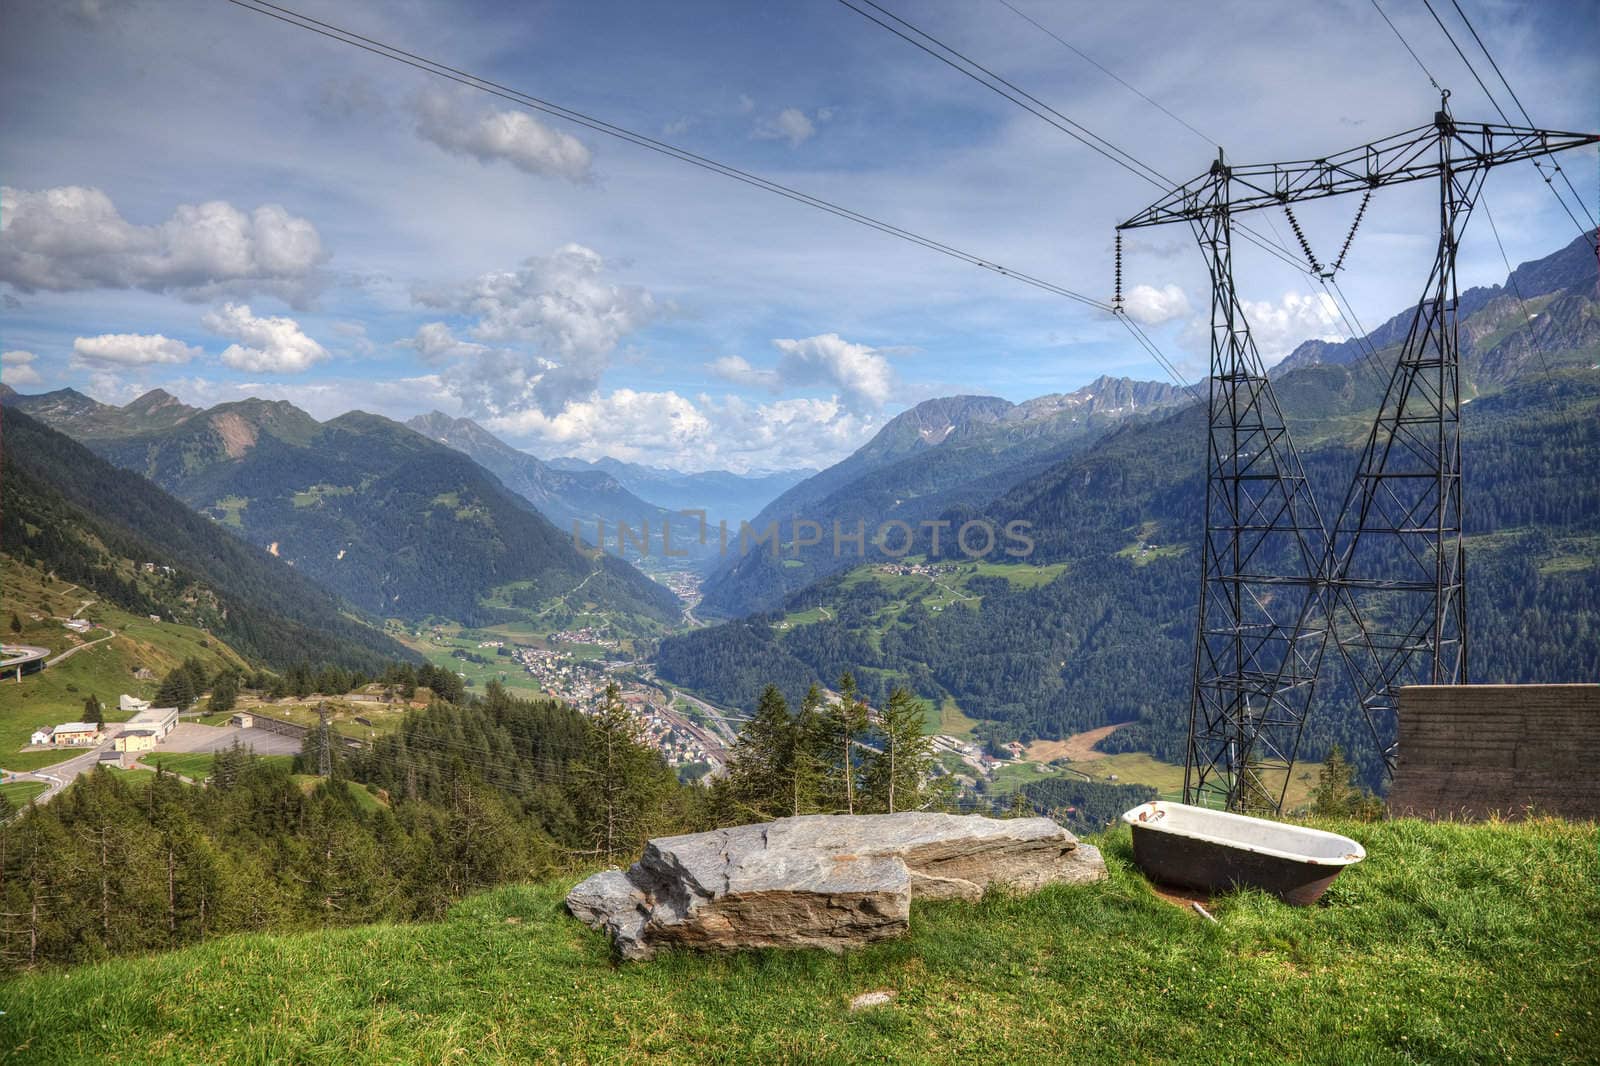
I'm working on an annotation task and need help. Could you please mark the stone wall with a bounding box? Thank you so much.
[1389,684,1600,820]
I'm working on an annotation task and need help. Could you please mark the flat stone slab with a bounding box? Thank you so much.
[567,812,1105,960]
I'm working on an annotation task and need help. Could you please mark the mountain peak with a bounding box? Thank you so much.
[123,388,197,418]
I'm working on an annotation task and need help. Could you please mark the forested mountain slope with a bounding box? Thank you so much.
[9,396,680,628]
[1,409,412,671]
[406,411,716,567]
[698,378,1190,617]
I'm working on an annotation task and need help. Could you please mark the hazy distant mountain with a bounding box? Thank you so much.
[697,377,1191,617]
[547,456,814,524]
[15,395,680,628]
[2,408,413,671]
[407,412,717,567]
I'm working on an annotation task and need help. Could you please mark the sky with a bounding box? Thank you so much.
[3,0,1596,471]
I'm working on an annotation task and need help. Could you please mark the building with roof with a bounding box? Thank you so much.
[125,705,178,738]
[120,694,152,712]
[50,722,101,746]
[114,728,157,753]
[30,727,54,746]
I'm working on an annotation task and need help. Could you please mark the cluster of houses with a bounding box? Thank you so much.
[30,695,179,757]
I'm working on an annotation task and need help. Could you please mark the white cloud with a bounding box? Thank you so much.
[708,354,781,390]
[1238,291,1346,364]
[416,244,657,414]
[2,349,44,387]
[1124,283,1190,326]
[487,387,877,473]
[202,302,329,373]
[413,90,593,182]
[0,186,326,305]
[770,333,895,411]
[754,107,820,146]
[72,333,201,367]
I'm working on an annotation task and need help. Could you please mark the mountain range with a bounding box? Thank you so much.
[697,375,1192,616]
[657,234,1600,785]
[405,411,718,567]
[546,456,815,524]
[2,408,412,671]
[2,392,680,628]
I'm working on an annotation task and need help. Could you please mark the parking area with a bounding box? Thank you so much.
[159,722,304,756]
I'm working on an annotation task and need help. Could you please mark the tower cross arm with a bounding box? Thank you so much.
[1118,119,1599,230]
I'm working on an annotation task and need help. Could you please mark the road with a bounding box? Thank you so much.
[45,627,116,667]
[8,741,113,808]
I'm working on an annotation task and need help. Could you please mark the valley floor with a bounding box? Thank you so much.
[1,817,1594,1065]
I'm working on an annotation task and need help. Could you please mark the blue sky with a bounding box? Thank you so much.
[3,0,1596,470]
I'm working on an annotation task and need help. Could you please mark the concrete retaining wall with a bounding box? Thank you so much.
[1389,684,1600,820]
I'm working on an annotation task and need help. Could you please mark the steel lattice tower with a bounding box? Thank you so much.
[1121,100,1598,810]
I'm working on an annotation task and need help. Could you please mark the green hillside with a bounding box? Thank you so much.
[0,555,251,770]
[1,817,1591,1064]
[1,409,412,671]
[9,395,681,631]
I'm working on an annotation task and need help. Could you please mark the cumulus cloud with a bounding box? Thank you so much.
[416,244,657,414]
[413,90,593,182]
[202,302,329,373]
[1238,291,1346,364]
[1124,283,1190,326]
[0,186,326,305]
[487,388,876,473]
[71,333,201,367]
[708,354,781,390]
[2,349,44,387]
[770,333,894,411]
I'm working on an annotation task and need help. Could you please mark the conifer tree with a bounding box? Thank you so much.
[574,681,670,860]
[827,673,869,814]
[786,684,829,817]
[84,694,105,729]
[862,687,936,814]
[727,685,793,820]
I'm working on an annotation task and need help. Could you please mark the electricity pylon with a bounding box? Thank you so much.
[1120,97,1598,810]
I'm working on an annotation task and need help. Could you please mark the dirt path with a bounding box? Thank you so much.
[46,628,116,667]
[1026,720,1134,764]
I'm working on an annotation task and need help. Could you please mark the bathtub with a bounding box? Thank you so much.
[1121,801,1366,906]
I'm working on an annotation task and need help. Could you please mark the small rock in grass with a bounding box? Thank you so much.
[849,990,898,1011]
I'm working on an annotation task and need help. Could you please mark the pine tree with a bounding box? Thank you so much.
[862,687,936,814]
[786,684,829,817]
[1311,746,1384,820]
[574,682,669,860]
[84,694,105,729]
[826,673,869,815]
[727,685,793,820]
[209,672,238,715]
[8,613,20,635]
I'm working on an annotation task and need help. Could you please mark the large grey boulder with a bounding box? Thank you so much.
[566,812,1105,960]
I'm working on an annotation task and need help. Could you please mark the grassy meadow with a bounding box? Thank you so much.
[1,816,1593,1064]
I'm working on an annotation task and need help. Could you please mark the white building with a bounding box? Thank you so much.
[119,694,152,713]
[30,727,54,746]
[126,705,178,738]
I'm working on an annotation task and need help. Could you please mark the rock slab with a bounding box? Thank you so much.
[566,812,1105,960]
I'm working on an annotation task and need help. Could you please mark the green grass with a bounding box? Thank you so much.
[1,557,249,771]
[143,753,294,782]
[0,780,47,808]
[1,817,1593,1063]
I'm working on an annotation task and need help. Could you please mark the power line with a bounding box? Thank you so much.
[221,0,1109,312]
[1479,193,1572,418]
[831,0,1314,274]
[220,0,1207,397]
[1417,0,1598,249]
[1446,0,1598,234]
[1369,0,1442,90]
[990,0,1215,147]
